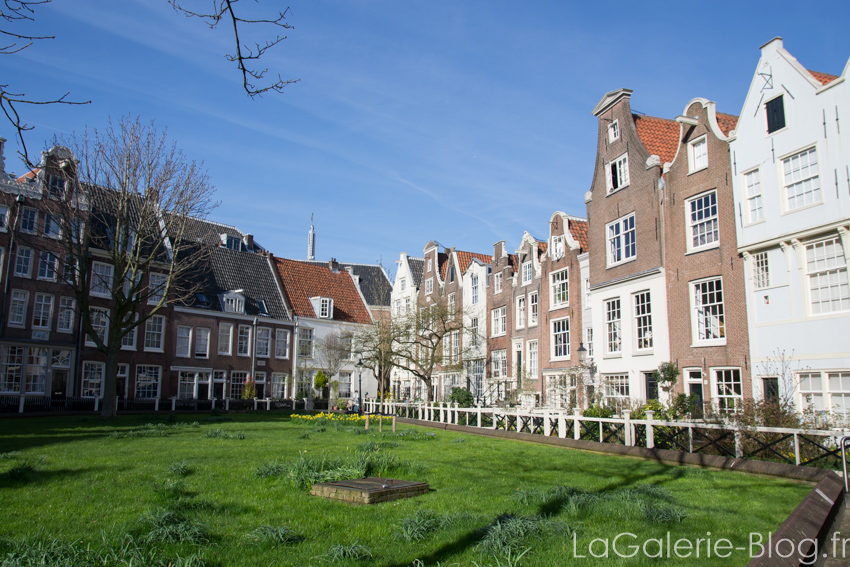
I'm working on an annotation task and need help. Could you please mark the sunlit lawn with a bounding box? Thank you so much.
[0,413,810,566]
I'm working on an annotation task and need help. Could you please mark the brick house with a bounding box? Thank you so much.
[663,98,751,412]
[487,240,516,402]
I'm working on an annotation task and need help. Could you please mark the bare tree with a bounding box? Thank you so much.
[316,330,351,407]
[758,348,807,407]
[50,116,216,417]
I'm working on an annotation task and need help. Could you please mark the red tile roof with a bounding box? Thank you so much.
[715,112,739,137]
[568,219,589,252]
[507,254,519,273]
[807,69,839,86]
[632,114,679,164]
[273,257,373,324]
[440,250,488,279]
[537,241,548,255]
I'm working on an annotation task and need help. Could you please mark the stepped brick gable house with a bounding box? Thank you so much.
[273,257,378,404]
[663,98,751,412]
[730,38,850,413]
[487,240,517,402]
[585,89,673,409]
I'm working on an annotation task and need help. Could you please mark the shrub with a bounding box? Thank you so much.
[449,387,475,408]
[582,404,614,418]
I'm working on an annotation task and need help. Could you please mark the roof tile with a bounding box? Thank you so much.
[568,219,589,251]
[715,112,739,137]
[633,114,679,164]
[807,69,839,86]
[273,258,372,324]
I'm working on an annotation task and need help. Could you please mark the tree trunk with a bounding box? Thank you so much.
[99,346,120,418]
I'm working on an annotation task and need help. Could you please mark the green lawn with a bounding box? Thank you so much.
[0,413,810,566]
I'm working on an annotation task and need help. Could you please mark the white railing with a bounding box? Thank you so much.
[365,400,850,468]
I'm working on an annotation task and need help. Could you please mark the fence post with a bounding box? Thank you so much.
[645,410,655,449]
[544,411,551,437]
[94,397,100,413]
[558,412,566,438]
[392,415,396,433]
[115,396,119,412]
[211,398,216,411]
[734,427,743,459]
[225,398,230,411]
[253,398,258,411]
[794,433,801,466]
[379,413,383,433]
[171,398,177,412]
[18,396,24,414]
[573,409,581,440]
[440,403,445,423]
[266,398,271,411]
[623,410,632,446]
[492,409,497,430]
[477,407,482,428]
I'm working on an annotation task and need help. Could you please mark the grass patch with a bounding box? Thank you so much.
[320,542,373,562]
[134,508,209,544]
[245,525,302,546]
[205,428,245,439]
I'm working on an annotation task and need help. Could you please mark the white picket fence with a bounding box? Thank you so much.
[365,400,850,468]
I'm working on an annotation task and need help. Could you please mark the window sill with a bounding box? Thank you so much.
[687,166,708,176]
[685,243,720,256]
[633,349,654,357]
[57,329,73,334]
[275,356,290,360]
[121,346,137,351]
[603,352,623,359]
[218,352,231,357]
[606,185,631,197]
[690,340,726,348]
[144,348,165,353]
[743,218,766,228]
[781,200,823,216]
[607,257,636,269]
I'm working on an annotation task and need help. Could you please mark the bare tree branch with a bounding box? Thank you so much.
[169,0,299,97]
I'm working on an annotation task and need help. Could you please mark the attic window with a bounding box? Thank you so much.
[319,298,333,318]
[221,234,241,250]
[48,175,66,198]
[607,153,629,193]
[449,266,455,283]
[257,299,269,315]
[196,293,210,307]
[608,119,620,143]
[221,292,245,314]
[766,95,785,134]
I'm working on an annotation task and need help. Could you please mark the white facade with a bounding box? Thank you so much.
[588,269,671,407]
[462,258,489,399]
[389,253,423,399]
[730,38,850,414]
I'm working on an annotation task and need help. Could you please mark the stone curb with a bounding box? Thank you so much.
[395,417,845,567]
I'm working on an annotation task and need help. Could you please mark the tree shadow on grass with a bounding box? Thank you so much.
[0,466,97,488]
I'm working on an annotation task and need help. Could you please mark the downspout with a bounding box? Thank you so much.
[0,194,26,334]
[251,317,257,397]
[292,316,299,402]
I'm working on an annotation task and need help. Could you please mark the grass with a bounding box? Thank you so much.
[0,413,811,566]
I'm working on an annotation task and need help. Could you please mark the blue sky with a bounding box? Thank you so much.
[4,1,850,275]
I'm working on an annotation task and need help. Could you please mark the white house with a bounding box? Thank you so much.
[389,252,424,399]
[730,38,850,414]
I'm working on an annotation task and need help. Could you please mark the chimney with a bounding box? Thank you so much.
[329,258,339,273]
[243,233,254,250]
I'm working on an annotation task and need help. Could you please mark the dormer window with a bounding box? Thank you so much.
[607,153,629,193]
[221,234,241,250]
[608,119,620,143]
[309,296,334,319]
[221,291,245,314]
[257,299,269,315]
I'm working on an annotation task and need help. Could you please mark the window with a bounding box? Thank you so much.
[634,291,653,350]
[405,298,411,313]
[144,315,165,351]
[550,269,569,307]
[24,348,47,393]
[450,331,460,364]
[223,294,244,314]
[687,191,718,251]
[176,326,192,357]
[692,278,725,343]
[425,277,433,295]
[449,266,455,283]
[218,323,233,355]
[491,306,506,336]
[62,255,77,285]
[90,262,114,297]
[337,372,351,397]
[753,252,770,289]
[298,328,314,358]
[806,237,849,314]
[715,369,742,413]
[471,275,479,304]
[148,273,167,304]
[87,308,109,346]
[178,372,196,399]
[275,329,290,359]
[448,293,455,314]
[829,373,850,417]
[230,371,247,399]
[136,366,161,399]
[688,136,708,172]
[195,328,210,358]
[783,147,820,210]
[121,316,137,350]
[20,207,37,233]
[552,236,565,259]
[605,299,621,354]
[81,361,104,398]
[237,325,251,356]
[745,169,764,223]
[494,273,502,293]
[51,349,70,368]
[43,214,61,238]
[585,328,593,358]
[608,119,619,143]
[341,333,353,360]
[319,298,333,318]
[57,297,75,333]
[32,293,53,329]
[0,346,23,393]
[400,278,406,291]
[529,292,538,326]
[256,327,271,358]
[607,213,635,266]
[8,290,27,327]
[492,350,507,379]
[224,235,240,250]
[0,205,8,230]
[37,251,57,281]
[270,373,286,399]
[552,318,570,359]
[48,175,65,198]
[799,372,824,412]
[521,261,532,284]
[607,153,629,192]
[766,95,785,134]
[605,374,630,408]
[427,258,432,272]
[470,317,479,347]
[515,296,526,328]
[15,247,32,277]
[527,341,538,379]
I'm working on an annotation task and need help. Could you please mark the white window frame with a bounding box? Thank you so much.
[427,258,432,272]
[14,246,32,278]
[237,324,251,357]
[148,273,167,305]
[606,213,636,267]
[8,290,27,327]
[121,315,138,350]
[218,322,233,355]
[194,327,210,358]
[256,327,271,358]
[633,291,653,351]
[491,306,506,337]
[691,277,726,346]
[585,328,593,358]
[57,297,75,333]
[529,291,538,326]
[144,315,165,352]
[782,146,821,212]
[471,274,479,304]
[492,350,507,379]
[31,293,53,329]
[43,214,61,238]
[753,251,770,290]
[275,329,290,359]
[551,235,565,259]
[526,340,538,379]
[606,153,629,193]
[425,277,433,295]
[86,307,109,347]
[550,268,569,307]
[515,296,525,329]
[20,207,38,234]
[37,251,57,281]
[714,368,743,414]
[605,298,621,355]
[135,365,161,399]
[90,262,114,298]
[494,272,502,293]
[686,190,719,253]
[806,236,849,315]
[81,361,104,398]
[687,135,708,173]
[521,261,532,285]
[551,317,570,360]
[298,327,313,358]
[319,298,333,318]
[176,325,192,358]
[607,119,619,143]
[744,168,764,224]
